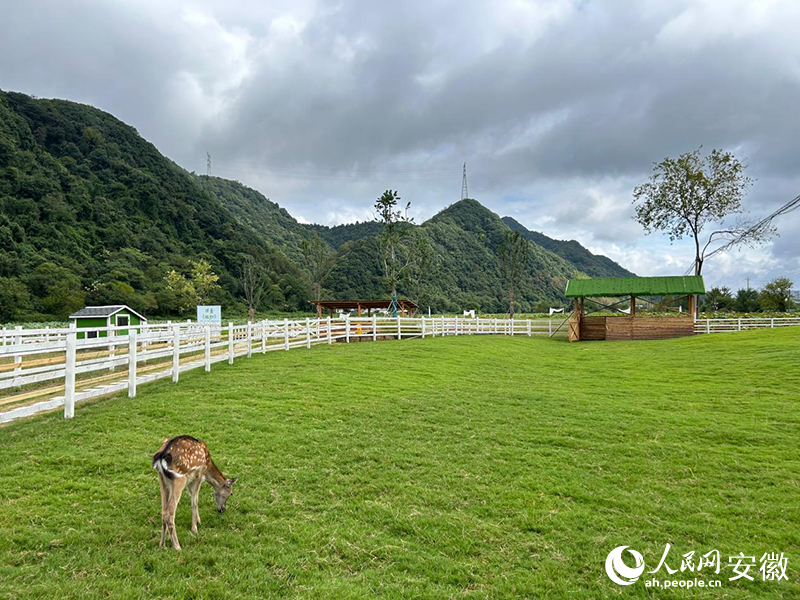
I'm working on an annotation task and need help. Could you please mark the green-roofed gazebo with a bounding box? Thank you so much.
[564,275,705,342]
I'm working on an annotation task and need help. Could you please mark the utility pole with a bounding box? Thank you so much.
[461,162,469,200]
[206,152,212,176]
[746,277,750,291]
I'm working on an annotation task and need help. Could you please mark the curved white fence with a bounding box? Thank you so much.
[0,316,562,424]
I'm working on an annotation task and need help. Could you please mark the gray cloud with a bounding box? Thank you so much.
[1,0,799,290]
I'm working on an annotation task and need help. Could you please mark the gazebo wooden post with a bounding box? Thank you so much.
[687,294,695,318]
[357,303,362,317]
[630,296,636,317]
[316,303,322,318]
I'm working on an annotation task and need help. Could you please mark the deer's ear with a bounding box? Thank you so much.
[227,477,238,486]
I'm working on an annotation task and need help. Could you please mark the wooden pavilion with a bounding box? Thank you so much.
[310,299,419,318]
[564,276,705,342]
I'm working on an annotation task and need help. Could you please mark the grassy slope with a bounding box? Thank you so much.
[0,330,798,598]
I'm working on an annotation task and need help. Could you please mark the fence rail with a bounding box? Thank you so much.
[0,316,563,424]
[3,314,797,425]
[694,316,800,333]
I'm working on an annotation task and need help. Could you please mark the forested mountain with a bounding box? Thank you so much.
[305,220,382,249]
[0,91,309,321]
[501,217,634,278]
[0,91,630,322]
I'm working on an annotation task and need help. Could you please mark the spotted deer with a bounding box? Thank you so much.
[152,435,237,550]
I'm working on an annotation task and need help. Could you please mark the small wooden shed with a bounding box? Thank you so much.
[69,305,146,339]
[310,299,418,318]
[564,276,705,342]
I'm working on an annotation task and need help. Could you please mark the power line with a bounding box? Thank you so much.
[684,193,800,275]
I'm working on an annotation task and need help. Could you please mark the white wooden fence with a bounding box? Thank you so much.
[0,316,563,424]
[694,316,800,333]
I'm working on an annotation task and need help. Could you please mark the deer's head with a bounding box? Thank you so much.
[213,477,238,512]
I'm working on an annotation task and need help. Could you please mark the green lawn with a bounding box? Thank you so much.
[0,330,798,598]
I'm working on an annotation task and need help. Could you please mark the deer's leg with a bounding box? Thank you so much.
[189,477,202,534]
[158,474,169,548]
[166,476,187,551]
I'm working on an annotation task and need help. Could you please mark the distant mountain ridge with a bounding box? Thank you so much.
[501,216,634,278]
[0,90,633,321]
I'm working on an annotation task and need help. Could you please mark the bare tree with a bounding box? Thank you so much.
[241,257,267,322]
[633,148,773,276]
[302,235,335,300]
[499,230,528,317]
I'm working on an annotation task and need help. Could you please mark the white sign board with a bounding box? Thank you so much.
[197,305,221,325]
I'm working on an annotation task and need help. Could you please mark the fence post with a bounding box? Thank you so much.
[343,315,349,343]
[128,329,137,398]
[305,318,312,349]
[203,325,211,372]
[771,318,775,329]
[441,316,445,336]
[284,318,290,351]
[548,319,552,336]
[454,316,459,336]
[527,319,531,337]
[372,315,377,341]
[422,316,426,339]
[228,322,234,364]
[706,320,710,334]
[494,318,498,334]
[738,318,742,332]
[327,316,332,344]
[261,320,267,353]
[64,323,77,419]
[13,325,22,373]
[510,318,514,336]
[246,321,253,358]
[172,324,181,383]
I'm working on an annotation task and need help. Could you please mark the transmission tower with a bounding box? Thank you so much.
[206,152,212,176]
[461,162,469,200]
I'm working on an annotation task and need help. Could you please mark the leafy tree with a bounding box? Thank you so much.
[758,277,795,312]
[0,277,31,323]
[499,230,528,317]
[734,288,760,313]
[302,235,335,300]
[374,190,413,313]
[26,262,84,318]
[702,286,734,311]
[632,148,771,276]
[191,260,222,304]
[165,269,199,313]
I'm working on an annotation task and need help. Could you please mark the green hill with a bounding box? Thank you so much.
[0,91,631,321]
[0,91,309,321]
[501,216,634,278]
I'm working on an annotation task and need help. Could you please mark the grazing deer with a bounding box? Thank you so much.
[152,435,237,551]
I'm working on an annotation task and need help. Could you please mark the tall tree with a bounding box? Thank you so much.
[702,286,734,311]
[403,235,435,309]
[632,148,771,276]
[499,230,528,317]
[758,277,795,312]
[734,288,760,313]
[241,257,267,322]
[302,235,335,300]
[374,190,413,315]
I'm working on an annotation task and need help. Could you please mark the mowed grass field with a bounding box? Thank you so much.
[0,329,798,598]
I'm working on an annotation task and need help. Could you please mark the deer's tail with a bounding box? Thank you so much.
[152,445,176,480]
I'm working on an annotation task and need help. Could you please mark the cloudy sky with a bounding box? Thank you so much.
[1,0,799,289]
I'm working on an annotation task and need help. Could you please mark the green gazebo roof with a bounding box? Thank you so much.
[565,276,705,298]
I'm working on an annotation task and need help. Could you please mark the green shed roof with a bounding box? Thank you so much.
[565,276,705,298]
